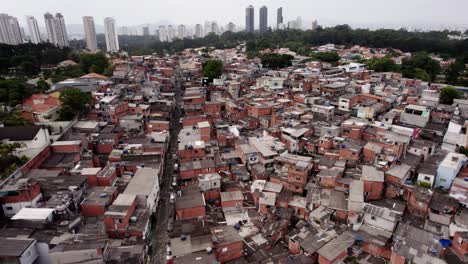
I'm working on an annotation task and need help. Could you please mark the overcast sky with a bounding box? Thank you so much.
[5,0,468,29]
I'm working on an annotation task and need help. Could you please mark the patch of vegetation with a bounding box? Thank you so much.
[261,53,294,69]
[202,59,224,79]
[58,88,91,121]
[439,86,463,105]
[0,143,28,180]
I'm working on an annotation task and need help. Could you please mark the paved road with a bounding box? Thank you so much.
[149,68,183,264]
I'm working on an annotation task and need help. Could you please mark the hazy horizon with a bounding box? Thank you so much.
[5,0,468,31]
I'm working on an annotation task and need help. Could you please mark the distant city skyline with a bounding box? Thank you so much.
[1,1,468,46]
[4,0,468,31]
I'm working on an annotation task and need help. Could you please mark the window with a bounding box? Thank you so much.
[424,176,431,181]
[25,251,31,258]
[440,178,447,183]
[371,216,376,221]
[6,206,13,210]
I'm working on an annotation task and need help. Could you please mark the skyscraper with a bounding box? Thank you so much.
[204,21,211,36]
[259,6,268,33]
[312,20,318,30]
[158,25,167,42]
[226,22,235,32]
[54,13,68,47]
[296,17,303,30]
[194,24,203,38]
[211,21,219,35]
[82,16,98,51]
[26,16,41,44]
[44,13,57,44]
[44,12,68,47]
[277,7,283,29]
[104,17,119,52]
[155,29,160,40]
[120,26,129,35]
[142,26,150,36]
[0,14,22,45]
[245,5,254,33]
[167,25,175,42]
[177,24,186,39]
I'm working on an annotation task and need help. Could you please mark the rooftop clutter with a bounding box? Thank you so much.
[0,43,467,264]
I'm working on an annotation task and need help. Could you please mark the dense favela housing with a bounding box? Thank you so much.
[0,42,468,264]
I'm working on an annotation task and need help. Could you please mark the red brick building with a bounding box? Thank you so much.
[103,194,137,239]
[361,165,384,201]
[451,232,468,263]
[212,226,243,263]
[175,187,206,220]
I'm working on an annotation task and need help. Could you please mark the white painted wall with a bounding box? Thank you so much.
[417,172,435,188]
[34,242,52,264]
[8,128,50,158]
[2,194,43,217]
[18,240,39,264]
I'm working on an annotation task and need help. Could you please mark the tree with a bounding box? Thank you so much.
[413,68,431,82]
[401,52,441,82]
[439,86,463,105]
[0,111,31,126]
[51,75,67,84]
[246,51,259,59]
[88,64,103,74]
[59,88,91,115]
[446,56,467,85]
[43,26,468,60]
[261,53,293,69]
[20,61,39,76]
[60,64,85,78]
[58,105,76,121]
[0,142,28,180]
[0,79,33,106]
[458,146,468,157]
[0,43,70,74]
[0,142,22,157]
[366,57,399,72]
[309,52,340,63]
[79,52,109,74]
[36,79,50,93]
[202,59,224,79]
[103,65,115,77]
